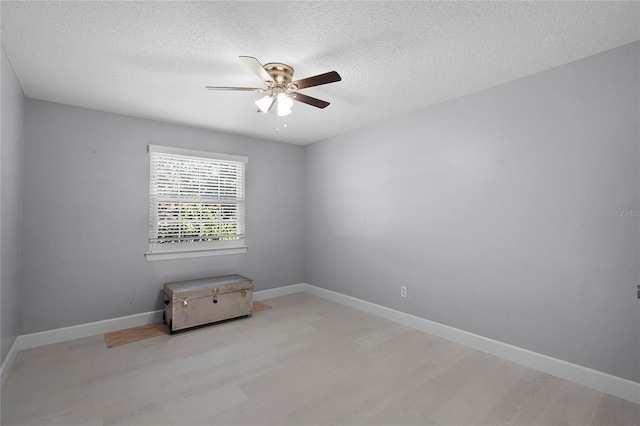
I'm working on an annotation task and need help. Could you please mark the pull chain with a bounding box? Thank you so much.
[275,114,288,133]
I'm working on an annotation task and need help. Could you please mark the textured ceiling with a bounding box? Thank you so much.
[1,1,638,145]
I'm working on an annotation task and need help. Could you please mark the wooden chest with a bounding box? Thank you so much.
[163,274,253,334]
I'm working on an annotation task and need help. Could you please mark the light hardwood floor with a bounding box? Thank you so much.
[2,292,639,425]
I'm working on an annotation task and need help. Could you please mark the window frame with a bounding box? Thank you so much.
[145,144,248,262]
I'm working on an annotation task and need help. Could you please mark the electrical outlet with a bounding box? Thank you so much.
[400,286,407,298]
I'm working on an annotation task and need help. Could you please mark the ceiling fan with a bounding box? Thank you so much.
[206,56,341,117]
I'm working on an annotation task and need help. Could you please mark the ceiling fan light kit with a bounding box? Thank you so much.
[206,56,341,120]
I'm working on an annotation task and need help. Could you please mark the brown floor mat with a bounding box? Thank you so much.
[104,300,272,347]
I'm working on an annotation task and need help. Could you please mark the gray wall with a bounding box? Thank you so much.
[305,42,640,382]
[1,46,25,364]
[8,41,640,384]
[20,100,305,334]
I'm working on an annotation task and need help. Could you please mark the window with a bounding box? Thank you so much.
[145,145,248,261]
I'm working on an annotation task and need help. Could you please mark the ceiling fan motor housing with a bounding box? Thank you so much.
[263,63,295,88]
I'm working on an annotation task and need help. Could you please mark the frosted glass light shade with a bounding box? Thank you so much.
[277,93,293,117]
[255,95,275,113]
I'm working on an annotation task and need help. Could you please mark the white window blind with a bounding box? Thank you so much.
[147,145,247,260]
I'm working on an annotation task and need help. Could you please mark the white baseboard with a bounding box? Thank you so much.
[254,283,305,301]
[3,282,638,404]
[17,309,164,352]
[1,337,20,386]
[302,283,640,405]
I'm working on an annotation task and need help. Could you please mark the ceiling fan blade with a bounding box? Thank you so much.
[239,56,274,85]
[291,92,330,109]
[292,71,341,90]
[205,86,265,92]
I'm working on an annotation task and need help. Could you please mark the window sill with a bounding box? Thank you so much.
[145,246,248,262]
